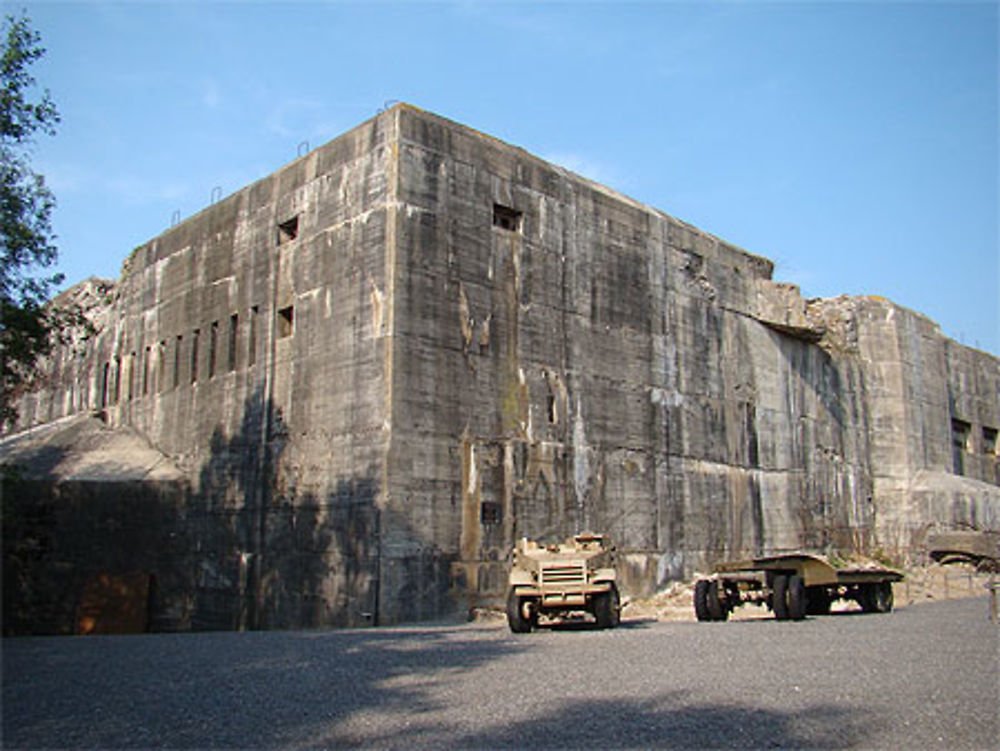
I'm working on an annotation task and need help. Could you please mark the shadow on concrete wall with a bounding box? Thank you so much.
[166,384,382,630]
[1,385,383,634]
[1,470,187,635]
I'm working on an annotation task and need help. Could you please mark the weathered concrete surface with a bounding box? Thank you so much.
[0,413,184,482]
[820,295,1000,550]
[2,104,998,632]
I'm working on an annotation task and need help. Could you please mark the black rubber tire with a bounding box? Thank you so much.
[786,574,806,621]
[857,583,876,613]
[873,581,894,613]
[506,589,533,633]
[706,579,728,621]
[772,574,790,620]
[594,586,621,629]
[805,586,832,615]
[694,579,712,621]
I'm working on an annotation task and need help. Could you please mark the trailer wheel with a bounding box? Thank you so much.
[694,579,712,621]
[506,589,534,633]
[877,581,894,612]
[772,575,790,620]
[594,585,621,629]
[786,575,806,620]
[858,582,893,614]
[707,580,729,621]
[868,581,894,613]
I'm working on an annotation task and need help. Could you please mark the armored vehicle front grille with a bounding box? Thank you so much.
[540,562,586,586]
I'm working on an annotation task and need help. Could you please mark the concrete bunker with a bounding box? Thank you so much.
[2,104,998,633]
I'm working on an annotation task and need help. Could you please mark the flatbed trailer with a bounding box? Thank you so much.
[694,553,904,621]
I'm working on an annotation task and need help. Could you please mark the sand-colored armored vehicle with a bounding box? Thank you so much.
[694,552,904,622]
[506,533,621,632]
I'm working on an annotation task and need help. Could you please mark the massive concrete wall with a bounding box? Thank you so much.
[3,104,998,631]
[388,108,882,602]
[7,112,398,629]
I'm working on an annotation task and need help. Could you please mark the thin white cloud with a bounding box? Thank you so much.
[201,78,222,110]
[541,152,615,185]
[264,97,327,139]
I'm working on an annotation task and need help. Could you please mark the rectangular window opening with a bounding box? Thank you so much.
[101,362,110,408]
[113,357,121,404]
[209,321,219,379]
[248,306,259,366]
[547,395,557,424]
[228,314,239,372]
[127,352,136,401]
[953,418,972,450]
[984,427,998,456]
[142,346,151,396]
[952,418,971,475]
[158,341,166,393]
[492,203,522,232]
[174,335,182,389]
[480,501,502,525]
[277,306,294,339]
[191,329,200,384]
[277,215,299,245]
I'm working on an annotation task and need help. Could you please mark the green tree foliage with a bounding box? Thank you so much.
[0,13,63,426]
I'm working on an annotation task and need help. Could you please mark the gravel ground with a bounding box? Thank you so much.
[3,597,997,749]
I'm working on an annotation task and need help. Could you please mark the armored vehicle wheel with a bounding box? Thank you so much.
[772,574,790,620]
[694,579,712,621]
[594,585,621,629]
[506,589,535,633]
[786,574,806,621]
[706,579,729,621]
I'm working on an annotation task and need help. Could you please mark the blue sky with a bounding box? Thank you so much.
[18,0,1000,354]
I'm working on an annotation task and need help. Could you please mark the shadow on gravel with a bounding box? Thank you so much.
[453,693,879,750]
[1,624,524,749]
[537,617,657,632]
[616,617,658,630]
